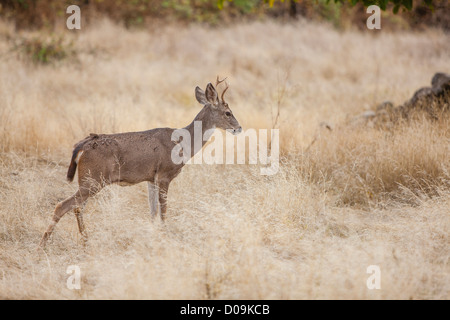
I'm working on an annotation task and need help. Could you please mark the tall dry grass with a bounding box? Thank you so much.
[303,116,450,206]
[0,18,449,299]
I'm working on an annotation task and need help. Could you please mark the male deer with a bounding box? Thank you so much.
[39,78,242,247]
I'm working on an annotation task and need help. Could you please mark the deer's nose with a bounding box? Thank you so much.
[232,127,242,135]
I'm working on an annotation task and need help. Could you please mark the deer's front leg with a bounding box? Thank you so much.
[147,182,159,218]
[157,179,170,221]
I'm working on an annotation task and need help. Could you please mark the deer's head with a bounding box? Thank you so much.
[195,78,242,135]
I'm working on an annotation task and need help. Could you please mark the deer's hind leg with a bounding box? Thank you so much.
[39,189,91,248]
[74,204,88,243]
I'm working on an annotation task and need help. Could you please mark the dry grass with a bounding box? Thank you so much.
[0,18,449,299]
[305,116,450,207]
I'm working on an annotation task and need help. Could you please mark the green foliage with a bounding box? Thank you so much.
[162,0,194,19]
[0,0,444,30]
[318,0,342,27]
[335,0,434,12]
[233,0,260,13]
[17,36,74,65]
[217,0,434,12]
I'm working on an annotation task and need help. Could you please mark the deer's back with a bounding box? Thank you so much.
[76,128,181,185]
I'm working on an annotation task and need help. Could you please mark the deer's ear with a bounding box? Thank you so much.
[195,86,208,105]
[205,83,219,105]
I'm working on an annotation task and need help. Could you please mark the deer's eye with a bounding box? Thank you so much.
[225,111,232,117]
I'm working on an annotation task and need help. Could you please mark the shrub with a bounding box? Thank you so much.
[15,35,74,65]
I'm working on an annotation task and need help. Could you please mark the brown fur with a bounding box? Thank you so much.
[39,82,242,247]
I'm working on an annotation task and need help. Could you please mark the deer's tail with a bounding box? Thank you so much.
[67,145,84,182]
[67,134,98,182]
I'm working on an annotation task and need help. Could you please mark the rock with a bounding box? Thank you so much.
[409,87,434,105]
[431,72,450,95]
[353,72,449,128]
[406,72,450,106]
[361,111,376,119]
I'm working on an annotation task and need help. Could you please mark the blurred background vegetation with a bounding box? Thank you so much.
[0,0,448,31]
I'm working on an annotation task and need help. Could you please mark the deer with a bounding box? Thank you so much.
[39,78,242,248]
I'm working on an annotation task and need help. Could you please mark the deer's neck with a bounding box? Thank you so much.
[184,106,216,158]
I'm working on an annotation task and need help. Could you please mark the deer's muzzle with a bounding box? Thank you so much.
[231,127,243,135]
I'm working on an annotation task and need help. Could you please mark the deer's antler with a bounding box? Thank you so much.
[216,76,229,102]
[221,82,229,102]
[216,75,227,87]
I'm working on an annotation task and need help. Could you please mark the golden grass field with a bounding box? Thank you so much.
[0,18,449,299]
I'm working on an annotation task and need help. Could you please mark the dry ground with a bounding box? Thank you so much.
[0,19,449,299]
